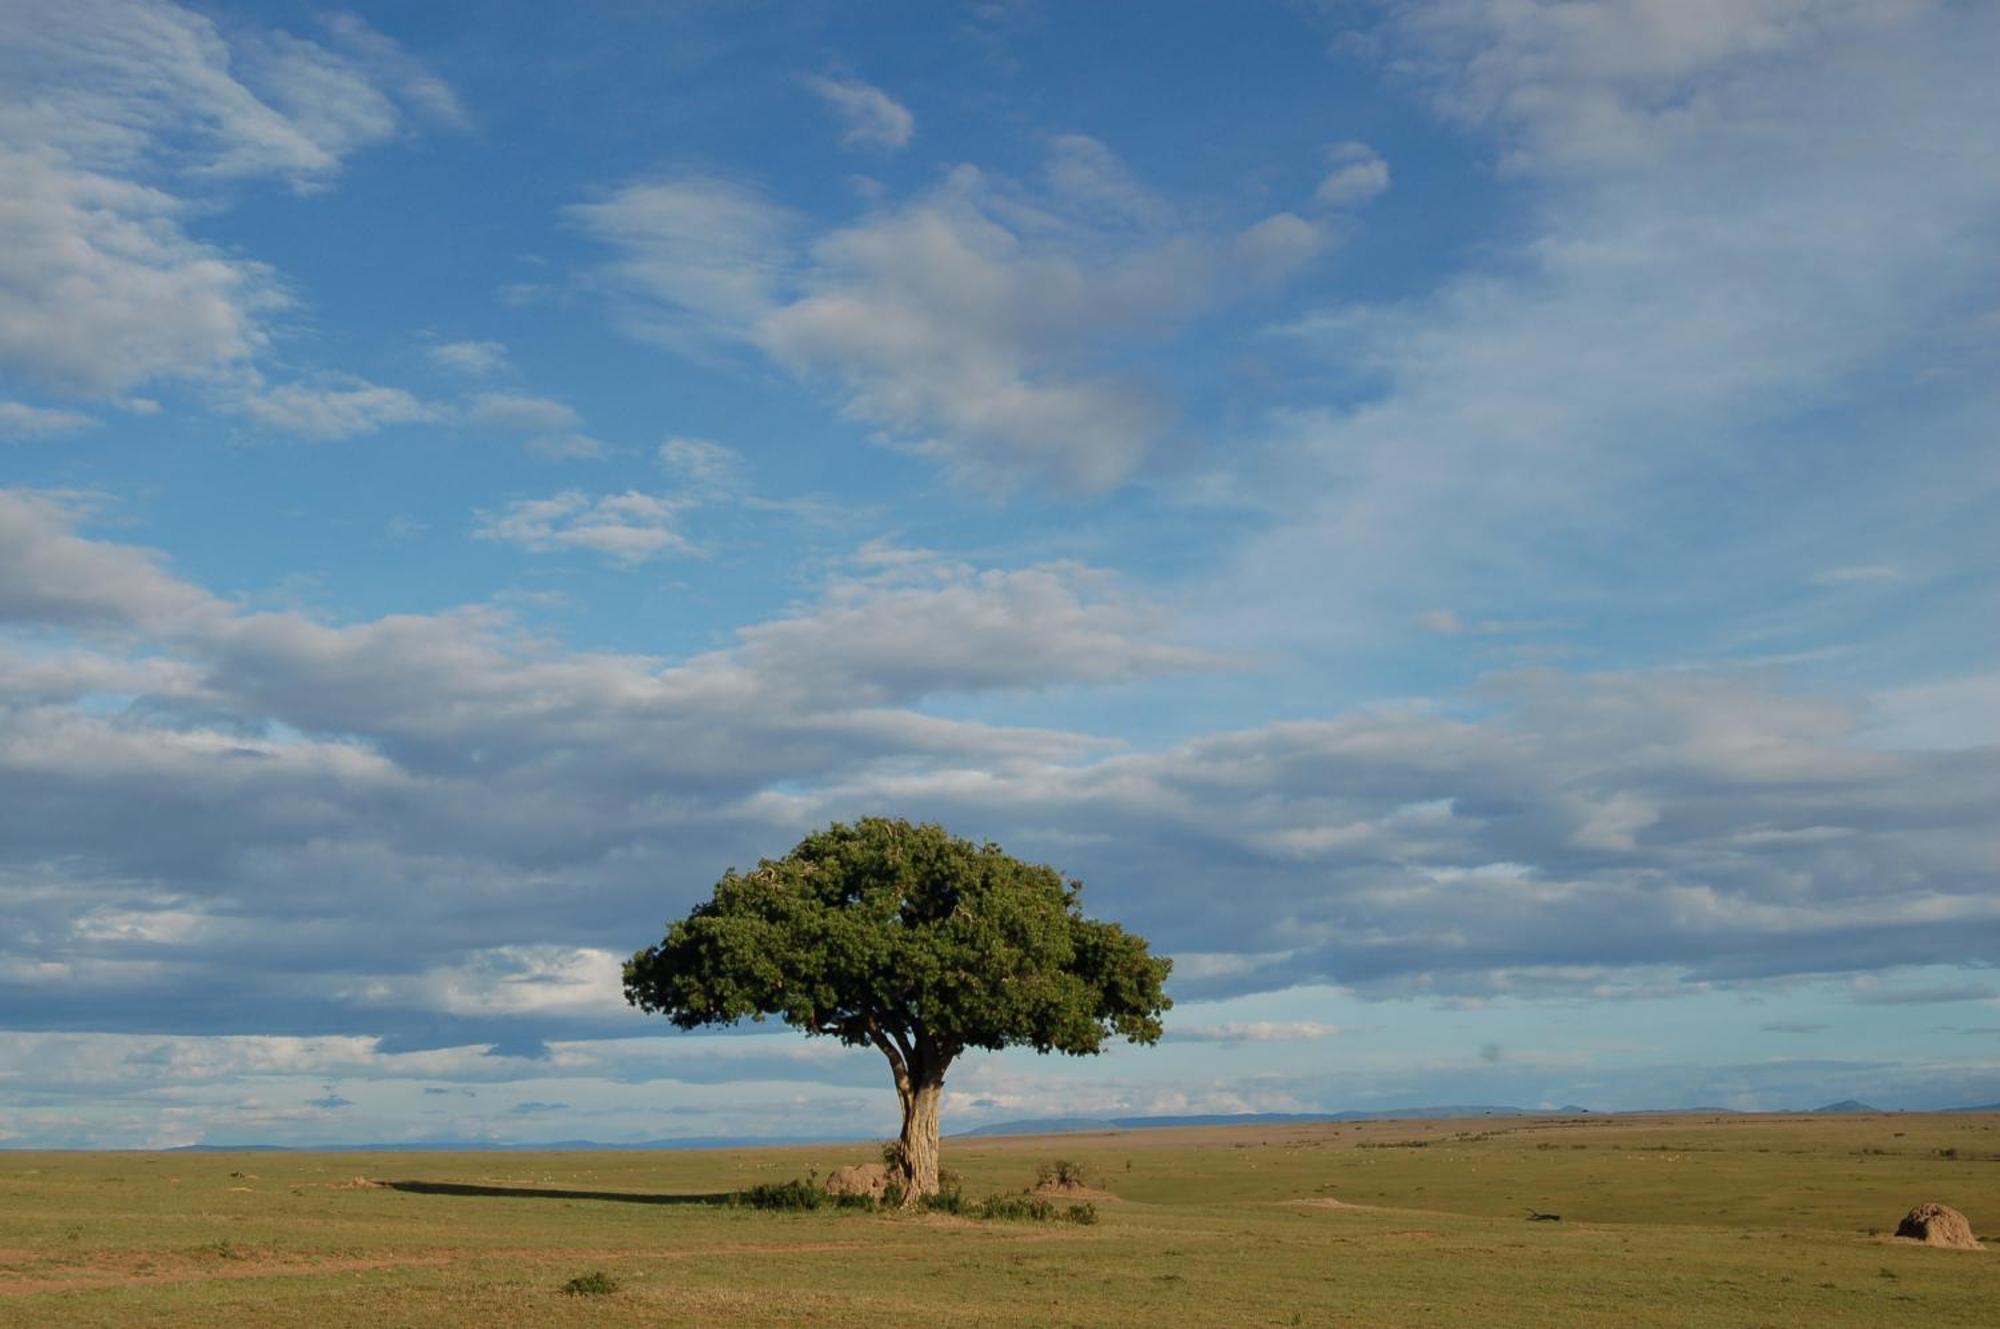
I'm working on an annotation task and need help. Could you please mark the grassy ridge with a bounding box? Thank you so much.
[1,1113,1994,1326]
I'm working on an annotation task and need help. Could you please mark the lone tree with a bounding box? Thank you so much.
[624,818,1171,1202]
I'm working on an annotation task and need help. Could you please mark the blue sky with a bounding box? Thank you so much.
[1,0,1996,1148]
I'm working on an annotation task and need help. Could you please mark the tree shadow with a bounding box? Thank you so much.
[382,1179,732,1206]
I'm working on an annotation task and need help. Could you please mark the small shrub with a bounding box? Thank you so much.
[1035,1158,1092,1188]
[1062,1202,1099,1225]
[737,1178,824,1211]
[562,1270,620,1297]
[919,1186,967,1215]
[974,1193,1056,1222]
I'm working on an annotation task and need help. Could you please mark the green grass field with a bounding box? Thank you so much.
[3,1113,1994,1326]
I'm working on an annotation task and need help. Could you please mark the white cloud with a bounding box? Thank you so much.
[1171,1021,1343,1044]
[568,178,798,352]
[803,74,915,151]
[0,402,97,439]
[581,139,1334,492]
[459,391,612,458]
[756,161,1225,492]
[715,548,1236,705]
[349,946,628,1018]
[313,11,467,132]
[0,1,458,396]
[1385,0,1917,173]
[0,490,216,627]
[658,436,746,490]
[474,489,698,563]
[1,496,1996,1061]
[0,149,284,393]
[231,375,441,438]
[428,340,511,376]
[1214,0,2000,665]
[524,432,611,461]
[1865,673,2000,751]
[1416,609,1467,636]
[468,392,583,433]
[1314,141,1390,208]
[1415,609,1570,638]
[1043,133,1175,228]
[1233,211,1325,285]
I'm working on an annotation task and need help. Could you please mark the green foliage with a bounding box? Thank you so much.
[909,1166,970,1213]
[951,1192,1097,1223]
[1034,1158,1092,1188]
[624,818,1172,1061]
[917,1185,966,1215]
[970,1193,1056,1221]
[560,1270,620,1297]
[735,1178,828,1211]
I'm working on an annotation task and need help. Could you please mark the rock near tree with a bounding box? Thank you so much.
[824,1163,892,1203]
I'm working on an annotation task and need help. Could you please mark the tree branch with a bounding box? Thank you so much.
[865,1016,911,1095]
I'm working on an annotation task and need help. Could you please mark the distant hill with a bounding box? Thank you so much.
[138,1100,2000,1153]
[958,1106,1585,1137]
[169,1135,851,1153]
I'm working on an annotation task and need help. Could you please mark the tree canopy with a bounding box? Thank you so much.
[623,817,1171,1198]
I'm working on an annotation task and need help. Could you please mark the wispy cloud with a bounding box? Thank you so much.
[229,375,442,439]
[579,139,1332,492]
[0,403,98,440]
[0,1,460,399]
[1313,141,1390,208]
[803,74,915,151]
[428,340,511,377]
[1169,1021,1343,1045]
[475,490,698,564]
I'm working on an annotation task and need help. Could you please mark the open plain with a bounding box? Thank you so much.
[1,1112,1994,1326]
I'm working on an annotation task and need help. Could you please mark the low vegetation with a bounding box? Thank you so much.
[0,1113,1994,1326]
[1034,1158,1093,1189]
[737,1160,1099,1226]
[559,1270,619,1297]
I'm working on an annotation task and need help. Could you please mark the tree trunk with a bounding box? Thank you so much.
[895,1070,945,1203]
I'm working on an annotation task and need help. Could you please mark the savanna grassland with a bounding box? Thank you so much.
[2,1113,1994,1327]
